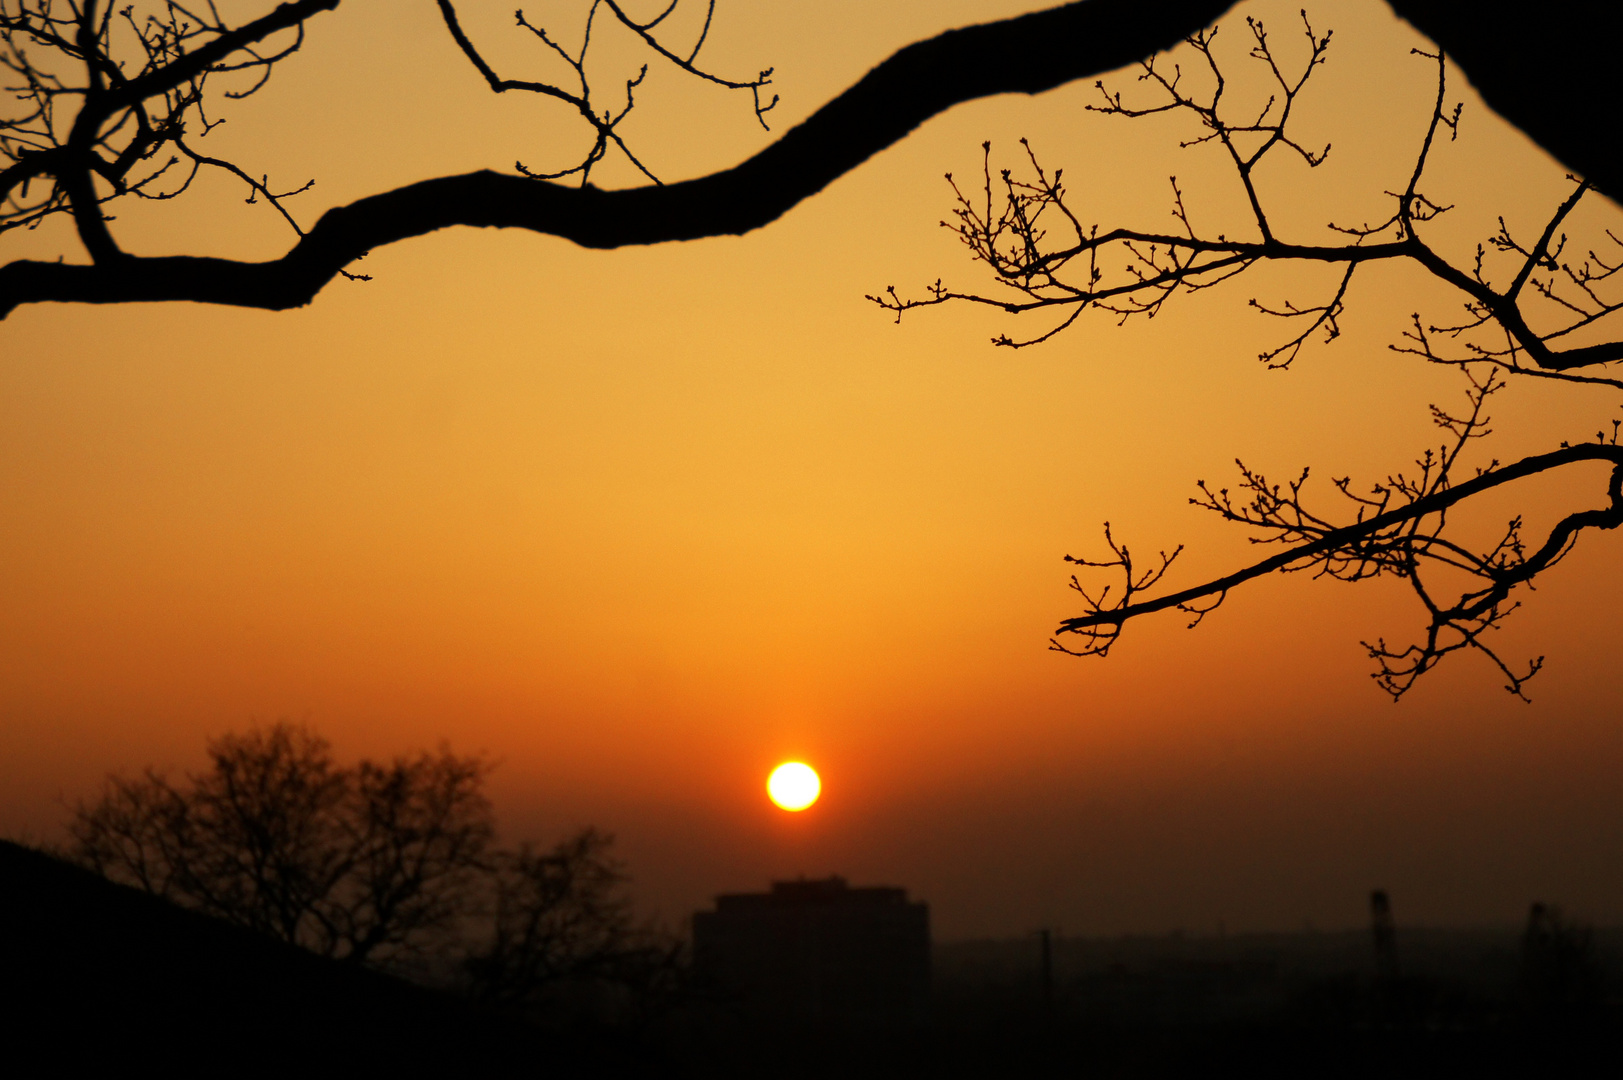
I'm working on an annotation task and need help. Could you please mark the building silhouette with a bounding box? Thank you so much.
[692,876,930,1027]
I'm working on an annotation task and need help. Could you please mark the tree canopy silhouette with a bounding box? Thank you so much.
[0,1,1615,318]
[70,723,495,965]
[69,722,672,1011]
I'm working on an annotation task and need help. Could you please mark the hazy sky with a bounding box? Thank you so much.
[3,0,1621,939]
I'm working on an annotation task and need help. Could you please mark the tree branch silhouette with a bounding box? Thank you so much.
[3,2,1616,320]
[0,0,1241,318]
[433,0,776,186]
[879,12,1623,698]
[873,32,1623,378]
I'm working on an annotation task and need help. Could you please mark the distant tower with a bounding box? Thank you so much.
[692,876,930,1027]
[1369,889,1400,984]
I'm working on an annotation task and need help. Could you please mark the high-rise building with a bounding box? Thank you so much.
[692,876,930,1027]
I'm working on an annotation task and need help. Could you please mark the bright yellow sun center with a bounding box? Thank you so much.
[767,762,821,811]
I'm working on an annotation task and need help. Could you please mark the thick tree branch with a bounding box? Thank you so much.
[0,0,1238,318]
[1388,1,1623,207]
[5,1,1616,318]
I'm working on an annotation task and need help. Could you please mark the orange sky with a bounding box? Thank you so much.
[3,0,1621,938]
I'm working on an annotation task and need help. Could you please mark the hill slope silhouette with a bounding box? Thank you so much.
[0,840,584,1073]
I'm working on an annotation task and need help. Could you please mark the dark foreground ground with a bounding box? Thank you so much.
[0,841,618,1074]
[658,931,1623,1079]
[4,839,1619,1077]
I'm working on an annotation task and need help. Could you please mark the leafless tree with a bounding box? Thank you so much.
[69,721,672,1015]
[873,13,1623,699]
[2,2,1613,319]
[463,826,684,1023]
[70,722,495,966]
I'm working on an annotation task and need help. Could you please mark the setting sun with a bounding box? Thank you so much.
[767,763,821,812]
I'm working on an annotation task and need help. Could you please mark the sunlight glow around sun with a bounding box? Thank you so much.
[767,762,821,811]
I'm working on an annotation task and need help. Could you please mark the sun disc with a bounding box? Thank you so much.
[767,762,820,811]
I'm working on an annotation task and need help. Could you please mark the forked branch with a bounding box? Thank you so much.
[1056,438,1623,698]
[873,22,1623,381]
[882,12,1623,697]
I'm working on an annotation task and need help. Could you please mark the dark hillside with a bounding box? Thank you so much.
[0,840,567,1074]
